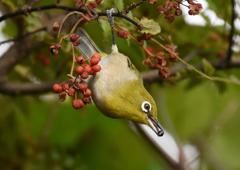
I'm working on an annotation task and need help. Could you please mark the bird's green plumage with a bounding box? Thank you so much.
[90,49,158,125]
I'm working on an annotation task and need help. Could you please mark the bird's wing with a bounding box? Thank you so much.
[76,28,102,59]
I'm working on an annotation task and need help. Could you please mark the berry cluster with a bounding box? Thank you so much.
[52,79,91,109]
[157,0,202,22]
[74,53,101,79]
[143,45,178,79]
[52,53,101,109]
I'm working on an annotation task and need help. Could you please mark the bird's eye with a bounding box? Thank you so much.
[141,101,152,113]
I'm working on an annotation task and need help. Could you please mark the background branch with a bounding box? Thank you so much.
[224,0,236,64]
[0,41,43,79]
[0,82,53,95]
[0,27,47,46]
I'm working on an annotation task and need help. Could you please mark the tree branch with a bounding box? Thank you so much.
[0,5,85,22]
[0,82,53,95]
[134,124,186,170]
[0,41,43,79]
[0,4,142,29]
[0,27,47,46]
[1,59,240,96]
[224,0,236,64]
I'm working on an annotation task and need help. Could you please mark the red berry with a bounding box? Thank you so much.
[72,99,84,109]
[52,22,60,32]
[83,97,91,103]
[92,53,101,60]
[59,92,66,101]
[70,34,80,42]
[83,64,92,73]
[75,66,84,74]
[144,47,155,57]
[84,88,92,97]
[54,44,61,49]
[90,55,101,66]
[87,1,97,9]
[52,83,63,93]
[81,72,89,79]
[50,44,61,56]
[75,56,85,64]
[62,83,69,90]
[91,64,101,73]
[67,87,75,96]
[78,82,88,91]
[72,40,80,46]
[117,30,129,39]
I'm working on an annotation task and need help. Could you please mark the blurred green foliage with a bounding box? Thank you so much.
[0,0,240,170]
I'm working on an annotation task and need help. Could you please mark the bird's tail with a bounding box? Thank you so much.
[76,28,101,59]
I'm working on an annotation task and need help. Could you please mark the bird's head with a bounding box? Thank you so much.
[99,79,164,136]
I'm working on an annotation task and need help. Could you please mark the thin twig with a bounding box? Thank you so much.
[123,0,147,14]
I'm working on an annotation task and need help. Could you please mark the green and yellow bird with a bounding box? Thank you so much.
[77,28,164,136]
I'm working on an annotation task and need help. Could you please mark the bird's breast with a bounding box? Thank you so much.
[91,52,139,104]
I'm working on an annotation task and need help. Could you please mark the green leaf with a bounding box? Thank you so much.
[140,17,161,35]
[99,20,111,40]
[202,58,215,76]
[1,20,18,38]
[2,0,17,10]
[114,0,124,10]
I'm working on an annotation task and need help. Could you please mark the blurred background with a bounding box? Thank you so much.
[0,0,240,170]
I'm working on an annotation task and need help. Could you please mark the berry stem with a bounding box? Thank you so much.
[57,11,83,38]
[70,44,76,76]
[70,17,84,34]
[59,34,69,44]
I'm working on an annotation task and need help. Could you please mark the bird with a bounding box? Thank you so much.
[76,9,164,136]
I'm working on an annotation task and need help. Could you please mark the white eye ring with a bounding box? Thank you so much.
[141,101,152,113]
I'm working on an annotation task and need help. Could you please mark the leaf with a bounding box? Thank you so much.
[202,58,215,76]
[140,18,161,35]
[2,0,17,10]
[1,20,18,38]
[114,0,124,10]
[99,20,111,40]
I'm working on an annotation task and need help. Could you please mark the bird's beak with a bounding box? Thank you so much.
[147,114,164,136]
